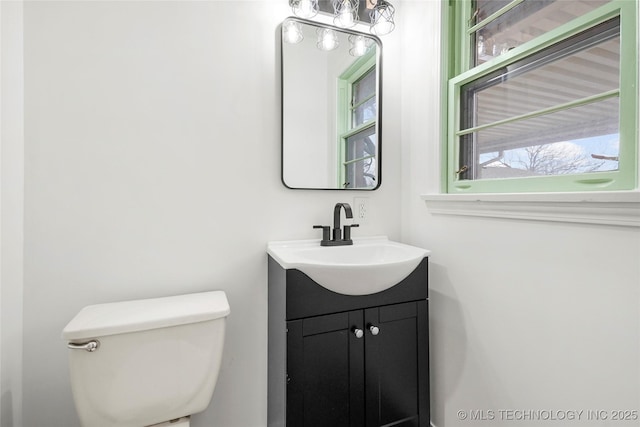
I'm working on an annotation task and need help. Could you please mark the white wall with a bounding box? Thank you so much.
[399,2,640,427]
[1,1,24,426]
[282,25,333,188]
[20,1,402,426]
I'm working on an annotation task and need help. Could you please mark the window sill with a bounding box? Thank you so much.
[421,191,640,227]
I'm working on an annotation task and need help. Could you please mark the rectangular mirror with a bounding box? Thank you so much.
[281,18,382,190]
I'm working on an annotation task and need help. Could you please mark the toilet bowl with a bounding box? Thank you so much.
[62,291,230,427]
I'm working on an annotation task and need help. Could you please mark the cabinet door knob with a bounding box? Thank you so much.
[352,328,364,339]
[369,325,380,336]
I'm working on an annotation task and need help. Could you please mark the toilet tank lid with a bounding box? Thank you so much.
[62,291,230,341]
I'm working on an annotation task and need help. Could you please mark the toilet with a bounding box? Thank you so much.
[62,291,230,427]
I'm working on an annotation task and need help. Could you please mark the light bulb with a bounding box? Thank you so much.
[322,38,337,50]
[369,0,395,36]
[283,21,303,44]
[337,3,354,27]
[349,35,368,57]
[317,29,339,51]
[292,0,318,19]
[375,20,393,35]
[333,0,358,29]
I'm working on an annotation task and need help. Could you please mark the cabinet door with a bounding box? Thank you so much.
[364,301,430,427]
[287,310,365,427]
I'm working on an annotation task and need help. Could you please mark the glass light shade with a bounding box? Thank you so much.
[333,0,359,29]
[283,20,304,44]
[348,34,371,57]
[290,0,319,19]
[316,28,340,51]
[370,0,395,36]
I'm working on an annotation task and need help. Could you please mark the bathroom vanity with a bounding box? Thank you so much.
[267,238,430,427]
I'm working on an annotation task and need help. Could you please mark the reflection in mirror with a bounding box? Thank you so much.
[281,18,381,190]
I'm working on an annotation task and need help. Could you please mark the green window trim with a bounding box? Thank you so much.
[340,122,377,167]
[467,0,526,36]
[344,153,375,166]
[337,49,377,188]
[442,0,639,194]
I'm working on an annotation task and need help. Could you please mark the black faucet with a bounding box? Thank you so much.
[313,203,359,246]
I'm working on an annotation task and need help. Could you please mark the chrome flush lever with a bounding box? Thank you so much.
[68,340,100,352]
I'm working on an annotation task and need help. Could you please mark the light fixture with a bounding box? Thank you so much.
[317,28,340,51]
[369,0,395,36]
[283,20,304,44]
[286,0,397,38]
[348,34,372,57]
[333,0,359,29]
[289,0,318,19]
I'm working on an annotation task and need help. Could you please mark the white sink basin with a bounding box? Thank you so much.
[267,236,430,295]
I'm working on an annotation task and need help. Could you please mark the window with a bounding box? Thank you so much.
[338,51,378,189]
[444,0,638,193]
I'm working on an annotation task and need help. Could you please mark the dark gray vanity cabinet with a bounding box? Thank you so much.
[286,310,365,427]
[268,257,430,427]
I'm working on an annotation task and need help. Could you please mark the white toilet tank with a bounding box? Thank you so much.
[62,291,230,427]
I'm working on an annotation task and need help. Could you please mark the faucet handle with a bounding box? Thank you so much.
[343,224,359,241]
[313,225,331,242]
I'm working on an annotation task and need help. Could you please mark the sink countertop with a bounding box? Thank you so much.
[267,236,430,295]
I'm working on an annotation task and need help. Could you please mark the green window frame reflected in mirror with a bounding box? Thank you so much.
[337,50,378,189]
